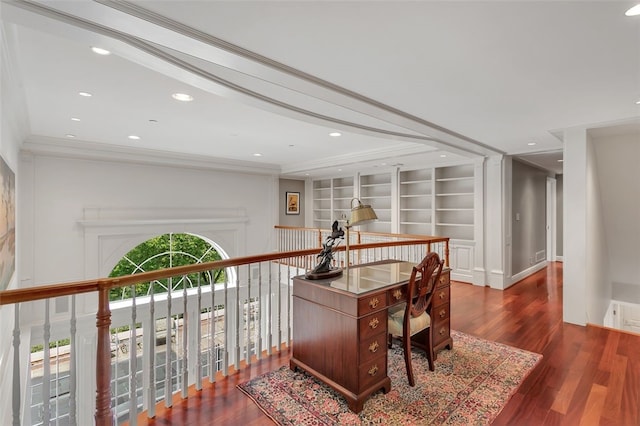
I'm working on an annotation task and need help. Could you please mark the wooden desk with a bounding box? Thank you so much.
[290,260,452,413]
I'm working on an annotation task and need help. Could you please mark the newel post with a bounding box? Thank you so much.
[445,240,450,268]
[95,285,113,425]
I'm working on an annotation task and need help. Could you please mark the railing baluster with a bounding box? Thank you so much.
[181,276,188,399]
[257,262,263,359]
[129,285,138,426]
[196,274,202,391]
[43,299,51,425]
[69,295,77,426]
[277,261,282,351]
[223,268,230,376]
[245,265,251,365]
[164,277,172,408]
[209,272,216,383]
[12,304,21,426]
[267,261,273,355]
[146,281,156,419]
[287,260,291,346]
[235,266,241,371]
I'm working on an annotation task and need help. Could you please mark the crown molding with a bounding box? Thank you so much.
[21,136,282,176]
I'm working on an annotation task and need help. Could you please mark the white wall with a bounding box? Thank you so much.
[511,159,547,275]
[0,20,30,421]
[591,133,640,290]
[585,139,610,325]
[20,151,279,287]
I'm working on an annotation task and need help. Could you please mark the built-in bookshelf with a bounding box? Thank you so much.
[312,179,332,228]
[434,164,474,240]
[309,162,479,283]
[399,168,433,235]
[332,176,354,223]
[359,173,392,233]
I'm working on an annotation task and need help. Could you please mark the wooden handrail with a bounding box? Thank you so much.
[0,239,447,305]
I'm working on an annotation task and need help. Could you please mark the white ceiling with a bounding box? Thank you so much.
[2,0,639,178]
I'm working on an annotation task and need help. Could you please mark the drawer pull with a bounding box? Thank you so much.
[392,289,403,300]
[439,328,446,336]
[369,341,379,353]
[368,365,379,376]
[439,309,446,318]
[440,276,447,284]
[369,317,379,329]
[438,291,445,300]
[369,297,380,309]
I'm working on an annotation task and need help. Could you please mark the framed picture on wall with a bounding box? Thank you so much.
[286,191,300,215]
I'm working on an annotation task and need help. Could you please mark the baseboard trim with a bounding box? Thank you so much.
[508,261,548,288]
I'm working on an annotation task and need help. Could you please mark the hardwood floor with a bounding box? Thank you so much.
[135,262,640,425]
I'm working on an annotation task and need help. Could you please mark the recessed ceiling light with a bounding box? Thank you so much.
[440,154,447,158]
[253,153,263,157]
[305,173,310,176]
[558,159,564,163]
[128,135,140,140]
[172,93,193,102]
[527,142,537,146]
[381,163,387,166]
[636,100,640,104]
[338,168,343,171]
[329,132,342,137]
[91,46,111,55]
[71,117,80,122]
[78,91,92,97]
[625,4,640,16]
[65,134,76,138]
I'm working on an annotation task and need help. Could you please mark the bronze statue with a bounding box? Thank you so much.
[307,220,344,278]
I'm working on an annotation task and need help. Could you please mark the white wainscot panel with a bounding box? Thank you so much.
[450,241,474,283]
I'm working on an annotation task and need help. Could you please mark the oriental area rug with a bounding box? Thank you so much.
[237,331,542,425]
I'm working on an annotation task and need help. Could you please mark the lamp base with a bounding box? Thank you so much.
[305,268,343,280]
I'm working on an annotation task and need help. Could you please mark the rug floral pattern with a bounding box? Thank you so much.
[238,331,542,425]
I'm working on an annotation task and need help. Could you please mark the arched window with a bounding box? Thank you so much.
[108,233,228,301]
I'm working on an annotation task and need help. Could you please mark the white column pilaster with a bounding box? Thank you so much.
[485,155,507,289]
[472,158,486,286]
[563,127,588,325]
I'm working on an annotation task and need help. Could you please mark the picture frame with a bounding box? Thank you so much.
[286,191,300,215]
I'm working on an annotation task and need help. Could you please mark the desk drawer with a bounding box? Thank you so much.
[358,292,387,316]
[437,270,450,289]
[359,333,386,364]
[359,355,387,390]
[388,286,406,306]
[359,311,387,340]
[432,303,450,323]
[433,320,450,347]
[433,286,450,307]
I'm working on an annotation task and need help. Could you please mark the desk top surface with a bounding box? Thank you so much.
[297,260,415,295]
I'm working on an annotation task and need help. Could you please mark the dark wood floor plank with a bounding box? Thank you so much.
[131,262,640,426]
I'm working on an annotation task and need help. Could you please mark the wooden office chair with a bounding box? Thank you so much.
[387,252,444,386]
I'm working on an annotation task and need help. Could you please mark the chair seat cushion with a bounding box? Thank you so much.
[388,303,431,337]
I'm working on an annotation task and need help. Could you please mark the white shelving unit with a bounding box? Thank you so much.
[434,165,475,241]
[312,179,332,228]
[332,176,354,223]
[359,173,392,233]
[399,168,433,235]
[309,162,480,284]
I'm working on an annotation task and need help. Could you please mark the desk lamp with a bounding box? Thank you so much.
[344,198,378,272]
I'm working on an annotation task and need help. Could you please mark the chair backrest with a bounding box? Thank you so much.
[407,252,444,318]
